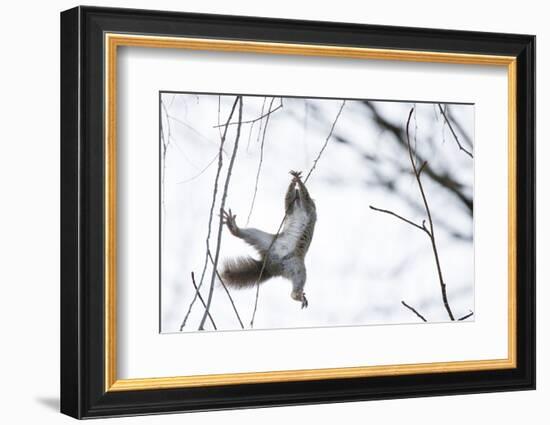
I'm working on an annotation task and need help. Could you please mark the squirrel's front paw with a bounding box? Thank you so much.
[289,170,303,182]
[221,208,239,235]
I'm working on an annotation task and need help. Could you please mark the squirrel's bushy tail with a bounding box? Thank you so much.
[221,256,272,288]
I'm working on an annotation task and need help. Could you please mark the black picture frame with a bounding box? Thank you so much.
[61,5,535,419]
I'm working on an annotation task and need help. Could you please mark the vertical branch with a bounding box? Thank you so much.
[249,100,346,327]
[249,97,267,152]
[438,104,473,158]
[160,100,171,250]
[189,272,217,330]
[404,108,455,321]
[304,101,346,182]
[180,97,240,331]
[247,97,277,225]
[207,249,244,329]
[199,96,244,330]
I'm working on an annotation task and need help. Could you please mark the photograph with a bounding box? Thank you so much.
[160,92,476,333]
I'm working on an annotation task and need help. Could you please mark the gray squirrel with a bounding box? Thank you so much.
[221,170,316,308]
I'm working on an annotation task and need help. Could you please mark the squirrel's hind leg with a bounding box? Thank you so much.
[286,261,308,309]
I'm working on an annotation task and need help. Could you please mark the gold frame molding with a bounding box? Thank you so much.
[104,33,517,392]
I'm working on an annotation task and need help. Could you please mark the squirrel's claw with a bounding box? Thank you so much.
[301,293,308,309]
[221,208,239,235]
[289,170,303,181]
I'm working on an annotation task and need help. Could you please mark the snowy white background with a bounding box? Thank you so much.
[161,94,475,332]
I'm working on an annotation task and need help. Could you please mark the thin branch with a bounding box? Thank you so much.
[418,160,428,176]
[401,300,427,322]
[404,108,455,321]
[179,97,240,331]
[199,96,244,330]
[369,205,429,234]
[438,104,473,159]
[245,120,256,153]
[249,100,346,327]
[447,109,474,149]
[458,310,474,321]
[160,100,171,256]
[175,153,219,185]
[207,249,245,329]
[167,113,226,153]
[247,97,278,225]
[190,272,217,330]
[305,101,347,181]
[249,97,267,152]
[213,100,282,128]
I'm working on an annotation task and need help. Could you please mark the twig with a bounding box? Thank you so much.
[190,272,217,330]
[179,97,240,331]
[447,109,474,149]
[369,206,429,234]
[213,100,282,128]
[207,249,245,329]
[247,97,278,225]
[160,100,171,255]
[458,310,474,321]
[438,104,473,159]
[199,96,244,330]
[249,100,346,327]
[401,300,427,322]
[167,112,226,153]
[305,101,347,181]
[175,153,219,185]
[249,97,267,152]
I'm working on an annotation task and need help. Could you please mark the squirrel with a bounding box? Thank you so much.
[220,170,316,308]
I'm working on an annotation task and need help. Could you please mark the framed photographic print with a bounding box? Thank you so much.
[60,6,536,419]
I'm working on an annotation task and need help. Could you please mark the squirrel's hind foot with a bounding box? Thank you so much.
[301,293,308,309]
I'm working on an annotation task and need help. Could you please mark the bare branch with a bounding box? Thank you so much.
[207,250,245,329]
[160,100,171,255]
[247,97,278,225]
[447,108,474,149]
[401,300,427,322]
[213,100,283,128]
[305,101,346,182]
[175,153,219,185]
[438,104,473,159]
[369,205,429,235]
[250,100,346,327]
[418,160,428,176]
[249,97,267,152]
[372,108,456,321]
[167,111,226,153]
[404,108,455,321]
[458,310,474,321]
[189,272,217,330]
[180,97,240,331]
[199,96,244,330]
